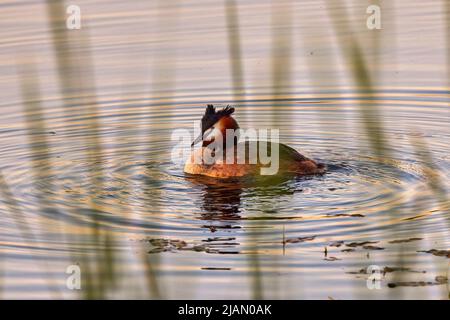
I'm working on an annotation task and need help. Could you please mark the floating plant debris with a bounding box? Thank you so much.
[346,241,378,248]
[347,266,426,275]
[148,247,167,254]
[284,236,316,244]
[193,245,207,252]
[147,239,187,250]
[347,268,368,275]
[362,245,385,251]
[388,276,448,288]
[417,249,450,258]
[202,237,236,242]
[201,267,232,271]
[202,225,241,232]
[146,238,238,255]
[329,241,344,247]
[382,267,426,275]
[328,213,365,218]
[206,242,240,246]
[205,248,239,254]
[388,237,423,244]
[324,256,341,261]
[435,276,448,284]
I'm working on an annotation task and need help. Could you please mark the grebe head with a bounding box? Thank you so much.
[191,104,240,147]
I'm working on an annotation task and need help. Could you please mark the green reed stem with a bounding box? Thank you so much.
[45,0,119,298]
[225,0,245,100]
[326,2,387,157]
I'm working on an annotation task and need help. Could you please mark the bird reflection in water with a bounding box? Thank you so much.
[200,180,243,221]
[200,179,244,255]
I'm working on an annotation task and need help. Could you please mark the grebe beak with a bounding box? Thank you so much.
[191,127,214,147]
[191,133,203,147]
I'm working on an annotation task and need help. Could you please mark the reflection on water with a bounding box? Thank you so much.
[199,182,243,220]
[0,0,449,299]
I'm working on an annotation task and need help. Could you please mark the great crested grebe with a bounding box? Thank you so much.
[184,104,326,178]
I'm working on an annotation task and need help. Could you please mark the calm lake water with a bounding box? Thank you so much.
[0,0,449,299]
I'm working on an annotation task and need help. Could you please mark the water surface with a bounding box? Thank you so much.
[0,0,449,299]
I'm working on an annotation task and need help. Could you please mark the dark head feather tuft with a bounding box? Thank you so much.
[201,104,235,133]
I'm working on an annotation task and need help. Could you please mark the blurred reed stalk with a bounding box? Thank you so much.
[410,0,450,298]
[19,62,54,212]
[411,134,449,298]
[45,0,123,298]
[325,0,406,298]
[327,1,450,299]
[446,0,450,85]
[18,61,65,298]
[225,0,245,100]
[270,0,293,128]
[271,0,292,97]
[269,0,294,298]
[0,258,2,298]
[0,170,61,298]
[139,0,182,299]
[444,0,450,207]
[411,137,447,201]
[326,1,387,157]
[223,0,263,298]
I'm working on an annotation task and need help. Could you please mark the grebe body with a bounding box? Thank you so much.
[184,105,325,178]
